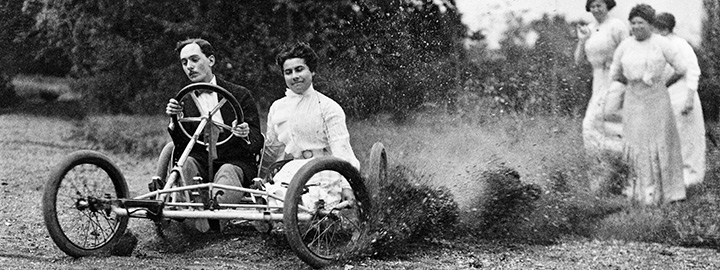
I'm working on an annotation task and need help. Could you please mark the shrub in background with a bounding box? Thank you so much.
[0,74,18,108]
[463,163,627,244]
[17,0,468,118]
[322,53,461,121]
[471,166,541,239]
[477,14,593,116]
[67,115,169,158]
[366,165,460,256]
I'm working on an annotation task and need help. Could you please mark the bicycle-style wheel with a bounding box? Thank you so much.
[42,150,129,257]
[364,142,387,201]
[283,157,371,268]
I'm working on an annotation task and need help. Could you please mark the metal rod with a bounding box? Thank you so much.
[176,118,208,167]
[113,208,311,221]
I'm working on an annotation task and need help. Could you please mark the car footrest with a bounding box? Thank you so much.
[118,199,165,217]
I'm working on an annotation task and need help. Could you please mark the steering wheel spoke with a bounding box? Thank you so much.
[179,117,204,123]
[189,92,205,115]
[209,98,228,117]
[214,121,233,131]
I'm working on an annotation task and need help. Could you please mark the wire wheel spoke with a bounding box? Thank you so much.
[302,210,358,258]
[55,163,119,249]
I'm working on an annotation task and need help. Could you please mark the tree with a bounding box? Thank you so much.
[18,0,469,117]
[699,0,720,121]
[477,13,591,115]
[0,0,38,107]
[318,0,468,119]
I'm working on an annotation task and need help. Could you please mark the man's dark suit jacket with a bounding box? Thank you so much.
[168,77,264,185]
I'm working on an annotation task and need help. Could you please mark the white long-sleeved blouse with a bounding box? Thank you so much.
[265,85,360,170]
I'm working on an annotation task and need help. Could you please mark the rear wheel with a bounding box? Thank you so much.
[154,141,174,181]
[283,157,371,268]
[364,142,387,201]
[42,150,130,257]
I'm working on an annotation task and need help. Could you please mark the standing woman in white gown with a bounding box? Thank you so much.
[609,4,687,205]
[574,0,629,192]
[654,12,706,187]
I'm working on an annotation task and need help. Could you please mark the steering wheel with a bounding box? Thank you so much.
[171,83,244,147]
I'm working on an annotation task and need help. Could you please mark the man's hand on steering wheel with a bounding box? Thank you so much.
[166,98,183,116]
[231,120,251,145]
[231,120,250,138]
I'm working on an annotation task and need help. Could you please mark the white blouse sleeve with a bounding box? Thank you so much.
[263,104,285,162]
[323,101,360,170]
[609,39,627,82]
[611,19,629,47]
[678,39,701,91]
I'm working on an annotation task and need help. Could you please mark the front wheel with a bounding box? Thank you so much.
[42,150,130,257]
[283,157,371,268]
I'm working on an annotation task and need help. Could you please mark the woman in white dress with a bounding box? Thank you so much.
[261,42,360,211]
[574,0,629,192]
[609,4,687,205]
[654,12,706,187]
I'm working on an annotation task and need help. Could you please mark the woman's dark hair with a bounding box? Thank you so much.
[175,38,215,58]
[275,41,319,72]
[585,0,616,12]
[654,12,676,32]
[628,4,656,24]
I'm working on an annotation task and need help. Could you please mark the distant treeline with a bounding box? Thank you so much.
[1,0,718,121]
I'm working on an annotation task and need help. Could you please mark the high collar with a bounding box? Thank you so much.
[285,84,316,97]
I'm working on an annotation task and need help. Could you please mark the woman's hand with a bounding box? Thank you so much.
[681,97,694,115]
[576,24,592,41]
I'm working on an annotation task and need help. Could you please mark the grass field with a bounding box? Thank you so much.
[39,105,720,247]
[2,101,720,268]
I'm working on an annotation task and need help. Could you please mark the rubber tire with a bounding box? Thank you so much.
[283,157,371,268]
[155,141,174,181]
[364,142,387,201]
[42,150,130,257]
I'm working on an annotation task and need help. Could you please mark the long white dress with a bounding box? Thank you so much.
[609,34,687,205]
[582,17,629,155]
[662,34,706,187]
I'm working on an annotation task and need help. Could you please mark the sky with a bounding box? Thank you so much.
[454,0,704,48]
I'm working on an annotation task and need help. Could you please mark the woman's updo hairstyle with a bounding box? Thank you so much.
[628,4,656,24]
[275,41,319,73]
[585,0,617,12]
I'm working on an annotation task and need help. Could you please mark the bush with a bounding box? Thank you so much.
[67,115,169,158]
[0,74,18,108]
[465,166,543,240]
[464,164,627,244]
[322,51,462,121]
[472,14,593,116]
[366,165,460,256]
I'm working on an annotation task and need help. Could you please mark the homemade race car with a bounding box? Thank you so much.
[41,83,388,268]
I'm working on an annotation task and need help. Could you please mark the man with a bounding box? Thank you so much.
[165,38,264,231]
[654,13,706,187]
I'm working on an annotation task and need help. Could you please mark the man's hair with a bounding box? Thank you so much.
[175,38,215,58]
[654,12,676,32]
[629,4,656,25]
[585,0,617,12]
[275,41,319,72]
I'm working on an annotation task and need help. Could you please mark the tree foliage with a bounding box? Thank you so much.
[699,0,720,121]
[14,0,469,117]
[477,13,592,115]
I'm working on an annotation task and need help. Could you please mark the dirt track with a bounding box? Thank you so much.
[2,114,720,269]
